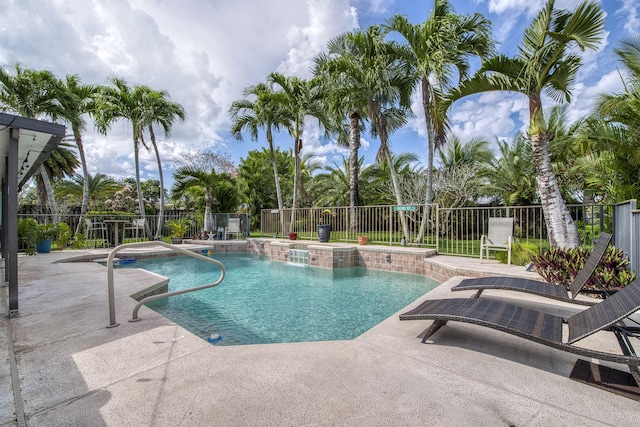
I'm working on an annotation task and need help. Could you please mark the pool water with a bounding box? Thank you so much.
[121,253,438,345]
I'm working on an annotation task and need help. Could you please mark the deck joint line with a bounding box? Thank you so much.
[2,285,27,427]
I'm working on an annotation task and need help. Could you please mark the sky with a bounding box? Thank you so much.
[1,0,638,189]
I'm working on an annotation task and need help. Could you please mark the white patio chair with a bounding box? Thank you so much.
[480,217,514,265]
[122,218,146,242]
[226,218,241,239]
[84,218,108,248]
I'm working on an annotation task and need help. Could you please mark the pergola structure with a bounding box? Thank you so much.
[0,113,65,316]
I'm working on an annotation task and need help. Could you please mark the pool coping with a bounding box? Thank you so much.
[4,249,640,425]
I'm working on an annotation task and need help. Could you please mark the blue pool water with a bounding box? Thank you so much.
[121,253,438,345]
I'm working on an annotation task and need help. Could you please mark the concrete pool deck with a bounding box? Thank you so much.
[2,245,640,425]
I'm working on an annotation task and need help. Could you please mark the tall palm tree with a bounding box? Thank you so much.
[316,26,413,237]
[445,0,605,248]
[139,87,185,239]
[230,82,288,232]
[95,78,150,233]
[56,74,98,234]
[0,64,66,220]
[266,73,330,232]
[314,29,375,226]
[385,1,494,241]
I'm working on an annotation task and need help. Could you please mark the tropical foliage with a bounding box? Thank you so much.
[6,1,640,248]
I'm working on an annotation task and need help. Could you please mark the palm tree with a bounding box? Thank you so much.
[0,64,66,220]
[171,166,222,234]
[485,135,537,206]
[385,1,494,241]
[316,26,414,238]
[56,74,98,234]
[266,72,330,233]
[55,172,121,204]
[314,29,377,227]
[581,36,640,202]
[445,0,605,248]
[437,136,493,169]
[237,147,294,230]
[230,82,289,233]
[95,78,150,233]
[139,87,185,239]
[311,157,380,207]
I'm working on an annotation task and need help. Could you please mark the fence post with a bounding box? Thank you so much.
[632,210,640,276]
[435,204,439,253]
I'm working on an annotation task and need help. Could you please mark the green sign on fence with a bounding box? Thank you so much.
[393,205,415,212]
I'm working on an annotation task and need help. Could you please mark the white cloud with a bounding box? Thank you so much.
[618,0,640,35]
[483,0,545,16]
[1,0,360,181]
[565,70,625,122]
[448,92,522,143]
[0,0,628,188]
[277,0,358,77]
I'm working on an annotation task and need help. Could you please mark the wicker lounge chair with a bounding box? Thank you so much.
[451,232,613,306]
[400,277,640,383]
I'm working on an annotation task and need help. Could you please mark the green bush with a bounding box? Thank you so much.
[576,221,600,245]
[530,245,635,293]
[54,222,72,250]
[496,242,540,266]
[18,218,38,255]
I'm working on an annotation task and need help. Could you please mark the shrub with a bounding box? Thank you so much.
[54,222,72,250]
[496,241,540,266]
[18,218,38,255]
[530,245,635,293]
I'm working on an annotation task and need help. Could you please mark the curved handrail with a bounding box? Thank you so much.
[106,241,225,328]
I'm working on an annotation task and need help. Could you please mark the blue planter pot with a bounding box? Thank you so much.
[36,239,52,254]
[318,224,331,242]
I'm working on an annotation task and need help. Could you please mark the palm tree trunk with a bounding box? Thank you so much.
[371,113,409,243]
[349,111,360,232]
[416,78,435,243]
[530,131,580,248]
[74,129,90,236]
[267,127,285,236]
[133,137,149,238]
[39,167,59,223]
[289,137,302,234]
[204,191,214,233]
[149,125,165,240]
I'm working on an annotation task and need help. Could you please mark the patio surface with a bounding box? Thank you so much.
[2,243,640,426]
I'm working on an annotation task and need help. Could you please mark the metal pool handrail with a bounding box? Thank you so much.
[106,241,225,328]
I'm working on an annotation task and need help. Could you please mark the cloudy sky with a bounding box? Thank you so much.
[1,0,637,187]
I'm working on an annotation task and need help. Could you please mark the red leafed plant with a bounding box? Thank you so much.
[530,245,636,293]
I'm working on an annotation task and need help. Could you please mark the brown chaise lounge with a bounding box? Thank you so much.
[400,276,640,383]
[451,232,613,305]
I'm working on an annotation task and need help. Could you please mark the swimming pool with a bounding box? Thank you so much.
[121,253,438,345]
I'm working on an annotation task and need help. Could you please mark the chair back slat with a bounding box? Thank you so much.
[487,218,513,245]
[568,232,612,297]
[568,277,640,343]
[228,218,240,233]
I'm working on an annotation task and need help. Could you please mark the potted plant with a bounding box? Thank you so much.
[357,235,368,245]
[167,218,191,244]
[35,223,59,254]
[288,232,298,240]
[318,209,335,243]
